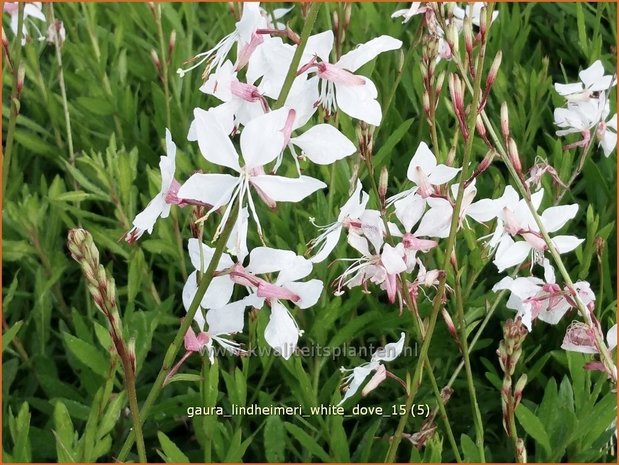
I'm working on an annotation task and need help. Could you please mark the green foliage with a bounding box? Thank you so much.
[2,2,616,463]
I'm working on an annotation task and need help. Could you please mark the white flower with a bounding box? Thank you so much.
[554,60,616,102]
[338,332,405,405]
[452,3,499,28]
[391,2,426,23]
[298,31,402,125]
[177,108,326,240]
[125,129,181,243]
[177,2,266,78]
[308,180,370,263]
[3,2,46,45]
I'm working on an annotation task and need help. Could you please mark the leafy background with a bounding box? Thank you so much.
[2,2,617,462]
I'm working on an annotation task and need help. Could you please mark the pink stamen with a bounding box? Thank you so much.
[317,62,365,86]
[235,32,264,71]
[257,281,300,302]
[230,80,262,102]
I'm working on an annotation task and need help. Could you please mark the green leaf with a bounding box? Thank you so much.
[284,422,330,462]
[157,431,189,463]
[53,402,76,462]
[62,332,109,377]
[372,118,414,169]
[460,434,480,462]
[2,321,24,352]
[264,416,286,462]
[515,403,551,455]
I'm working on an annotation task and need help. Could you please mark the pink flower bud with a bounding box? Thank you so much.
[361,365,387,397]
[168,30,176,57]
[500,102,510,139]
[486,51,502,88]
[16,63,25,98]
[379,166,389,200]
[507,138,522,174]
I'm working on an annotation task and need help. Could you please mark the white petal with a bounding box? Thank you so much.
[607,324,617,350]
[407,142,437,183]
[394,192,426,232]
[291,124,356,165]
[541,204,578,233]
[247,247,297,275]
[554,82,584,96]
[336,35,402,72]
[250,175,326,202]
[416,201,453,238]
[371,332,406,362]
[285,279,324,309]
[194,109,241,171]
[177,173,238,209]
[276,255,313,285]
[264,301,299,360]
[466,198,499,223]
[428,164,461,185]
[579,60,605,89]
[338,180,370,221]
[132,194,166,234]
[337,363,377,405]
[347,231,371,257]
[240,108,288,169]
[206,298,249,335]
[381,244,407,274]
[493,238,532,272]
[552,235,584,254]
[335,78,382,126]
[310,226,342,264]
[304,30,334,63]
[188,238,234,272]
[227,207,250,262]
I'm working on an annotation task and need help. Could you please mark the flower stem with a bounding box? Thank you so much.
[274,2,321,108]
[116,204,239,461]
[554,138,595,206]
[384,8,491,461]
[154,3,172,130]
[2,2,25,204]
[454,275,486,461]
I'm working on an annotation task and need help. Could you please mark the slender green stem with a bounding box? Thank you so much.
[155,4,172,130]
[3,3,25,204]
[116,204,239,461]
[385,12,491,461]
[48,4,77,191]
[454,275,485,461]
[274,2,321,108]
[122,353,147,462]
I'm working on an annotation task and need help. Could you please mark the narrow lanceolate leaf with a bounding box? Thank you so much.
[515,404,552,455]
[157,432,190,463]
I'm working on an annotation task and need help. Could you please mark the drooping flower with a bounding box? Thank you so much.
[561,322,616,355]
[297,31,402,125]
[391,3,426,23]
[125,130,186,243]
[338,332,405,405]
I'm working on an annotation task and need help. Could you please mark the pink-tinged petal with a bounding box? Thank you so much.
[607,324,617,350]
[561,321,598,354]
[240,108,288,169]
[361,364,387,397]
[235,2,264,44]
[132,194,167,234]
[493,238,532,273]
[381,244,407,274]
[303,30,334,63]
[552,235,584,254]
[540,204,578,232]
[394,192,426,233]
[247,247,297,275]
[554,82,584,96]
[250,175,326,202]
[310,227,342,264]
[335,78,382,126]
[177,173,238,209]
[184,327,209,352]
[372,332,406,362]
[205,298,250,335]
[427,164,461,185]
[291,124,356,165]
[264,301,299,360]
[285,279,324,309]
[194,109,241,171]
[336,35,402,73]
[407,142,437,183]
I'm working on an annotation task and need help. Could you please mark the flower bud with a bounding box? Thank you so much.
[508,138,522,174]
[422,91,431,116]
[128,337,137,374]
[476,114,486,138]
[168,30,176,57]
[379,166,389,201]
[151,49,160,69]
[516,439,527,463]
[441,308,459,344]
[344,3,352,31]
[16,63,25,99]
[464,16,473,57]
[2,29,8,48]
[435,71,445,95]
[479,6,488,37]
[446,23,459,56]
[500,102,509,139]
[513,374,527,407]
[486,50,502,88]
[332,11,339,34]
